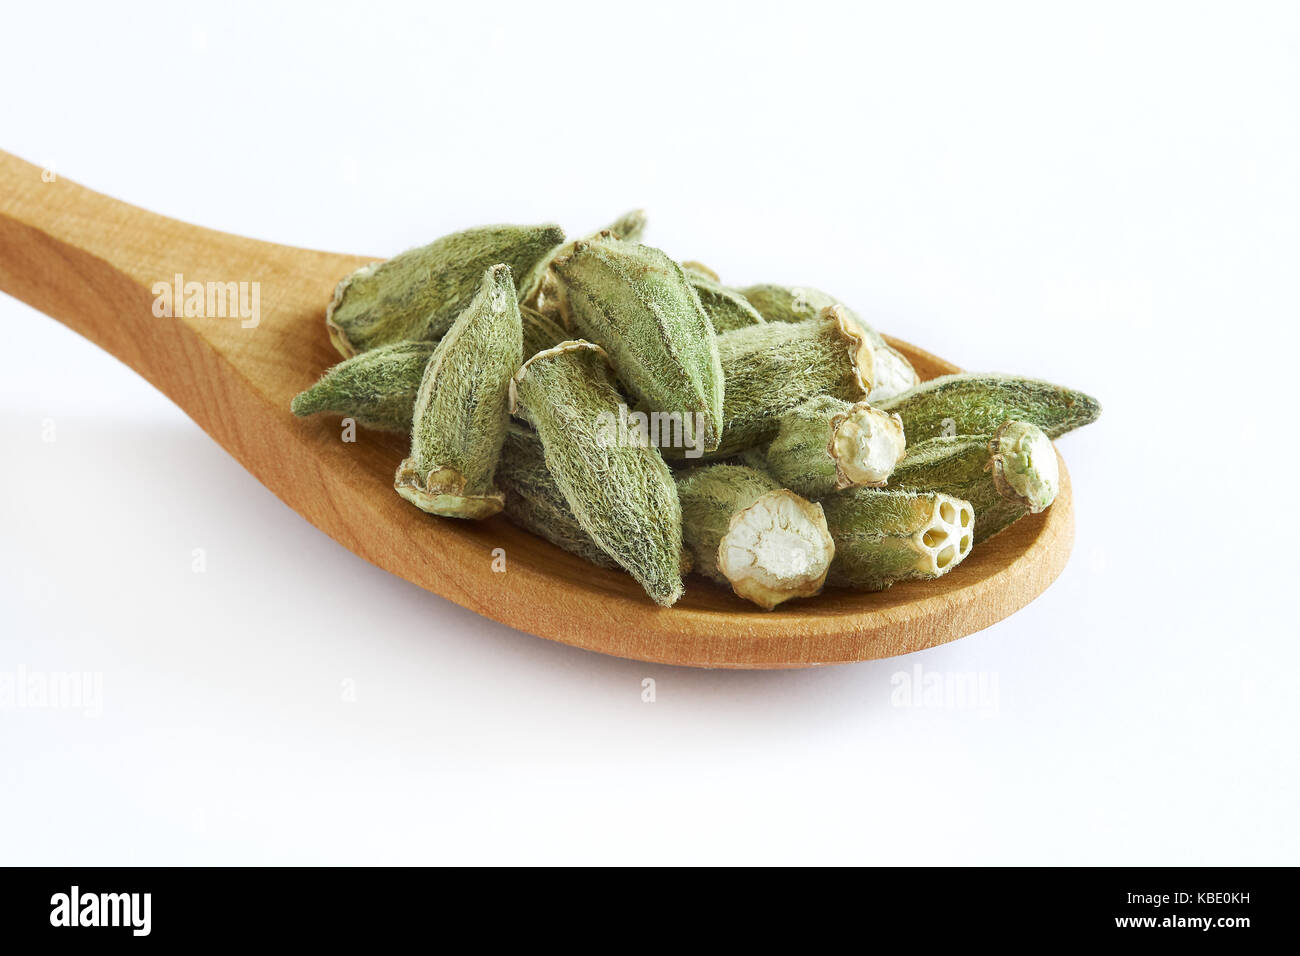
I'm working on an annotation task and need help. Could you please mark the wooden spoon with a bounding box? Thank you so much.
[0,150,1073,669]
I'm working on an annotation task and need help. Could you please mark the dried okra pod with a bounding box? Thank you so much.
[521,305,568,358]
[737,283,835,323]
[290,340,436,434]
[496,425,620,570]
[739,284,920,402]
[394,265,522,519]
[680,261,720,282]
[685,271,766,332]
[889,420,1058,543]
[290,308,565,439]
[603,208,647,244]
[325,223,564,358]
[876,373,1102,443]
[764,395,906,498]
[508,340,685,606]
[691,305,872,458]
[821,488,974,591]
[676,465,834,610]
[520,211,648,312]
[552,236,725,452]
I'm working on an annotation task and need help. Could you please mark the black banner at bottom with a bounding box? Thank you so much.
[0,866,1280,942]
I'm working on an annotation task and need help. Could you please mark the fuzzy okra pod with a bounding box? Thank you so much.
[551,235,726,453]
[876,373,1102,443]
[292,306,578,436]
[290,340,436,433]
[738,284,920,402]
[325,223,564,358]
[521,305,568,359]
[394,265,522,519]
[496,425,620,570]
[821,488,974,591]
[687,305,872,459]
[602,209,647,244]
[680,261,720,282]
[508,340,685,606]
[737,283,834,324]
[675,465,834,610]
[889,421,1059,543]
[520,211,649,313]
[763,395,906,498]
[685,272,766,332]
[292,307,563,438]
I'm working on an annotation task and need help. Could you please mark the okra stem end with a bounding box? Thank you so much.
[324,261,380,359]
[394,461,504,520]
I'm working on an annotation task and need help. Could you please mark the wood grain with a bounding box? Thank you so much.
[0,151,1073,668]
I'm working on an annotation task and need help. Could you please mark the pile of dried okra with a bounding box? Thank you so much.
[292,211,1100,609]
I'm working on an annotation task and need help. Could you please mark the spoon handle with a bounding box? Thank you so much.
[0,149,361,395]
[3,151,261,357]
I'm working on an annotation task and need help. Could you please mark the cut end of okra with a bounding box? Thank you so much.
[830,403,907,489]
[912,493,974,577]
[990,420,1059,514]
[867,344,922,403]
[717,491,835,610]
[822,304,875,395]
[394,460,505,519]
[324,261,380,358]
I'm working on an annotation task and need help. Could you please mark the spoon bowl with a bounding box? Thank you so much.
[0,151,1072,668]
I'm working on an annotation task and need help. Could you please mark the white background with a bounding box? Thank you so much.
[2,2,1297,864]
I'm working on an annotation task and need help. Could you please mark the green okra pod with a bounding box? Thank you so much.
[737,283,834,323]
[738,283,853,334]
[682,305,872,459]
[290,340,437,434]
[520,211,648,312]
[675,464,834,610]
[292,306,564,439]
[552,235,725,452]
[763,395,906,498]
[739,284,920,402]
[602,208,647,244]
[888,420,1059,543]
[685,272,766,332]
[679,261,720,282]
[394,265,522,519]
[496,425,620,570]
[325,223,564,357]
[508,340,685,606]
[821,488,975,591]
[876,373,1102,443]
[521,305,569,359]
